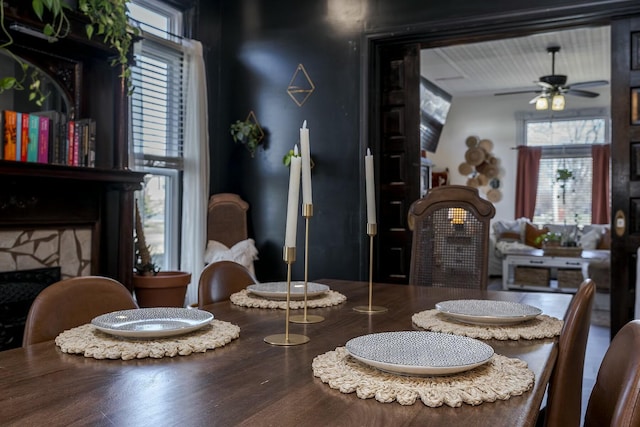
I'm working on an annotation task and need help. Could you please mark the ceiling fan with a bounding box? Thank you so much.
[494,46,608,110]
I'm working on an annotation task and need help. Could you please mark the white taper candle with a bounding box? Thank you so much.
[365,148,376,225]
[300,120,313,205]
[285,145,302,247]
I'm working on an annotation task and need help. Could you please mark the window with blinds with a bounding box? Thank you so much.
[524,115,607,226]
[131,38,184,169]
[129,0,183,271]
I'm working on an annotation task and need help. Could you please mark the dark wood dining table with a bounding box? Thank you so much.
[0,279,572,427]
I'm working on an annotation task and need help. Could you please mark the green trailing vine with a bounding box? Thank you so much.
[0,0,139,105]
[78,0,139,94]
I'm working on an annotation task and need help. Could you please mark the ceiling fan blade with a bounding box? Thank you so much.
[535,81,554,90]
[565,88,600,98]
[494,89,540,96]
[566,80,609,89]
[529,94,544,104]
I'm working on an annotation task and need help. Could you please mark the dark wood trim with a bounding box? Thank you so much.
[363,1,640,321]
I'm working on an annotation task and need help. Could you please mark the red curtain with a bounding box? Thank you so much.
[515,146,542,220]
[592,144,610,224]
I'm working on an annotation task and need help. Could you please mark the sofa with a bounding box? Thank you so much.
[489,218,611,291]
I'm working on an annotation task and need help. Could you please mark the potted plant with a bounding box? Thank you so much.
[0,0,139,104]
[133,201,191,308]
[230,119,263,157]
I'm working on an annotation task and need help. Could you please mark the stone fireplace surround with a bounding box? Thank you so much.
[0,228,92,277]
[0,227,92,351]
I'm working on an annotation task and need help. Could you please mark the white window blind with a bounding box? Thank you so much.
[534,156,593,225]
[131,37,184,170]
[522,114,608,226]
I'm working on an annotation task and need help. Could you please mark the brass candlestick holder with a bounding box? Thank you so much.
[354,223,387,313]
[264,246,310,346]
[291,203,324,324]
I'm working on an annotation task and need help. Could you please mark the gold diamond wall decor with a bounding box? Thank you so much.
[246,110,265,143]
[287,64,315,107]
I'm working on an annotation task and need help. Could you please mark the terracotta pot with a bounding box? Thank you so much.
[133,271,191,308]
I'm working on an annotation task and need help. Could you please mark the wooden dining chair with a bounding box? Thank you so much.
[537,278,595,427]
[407,185,495,289]
[583,319,640,427]
[22,276,138,346]
[207,193,249,248]
[197,260,257,307]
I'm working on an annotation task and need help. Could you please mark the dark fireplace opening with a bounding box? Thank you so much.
[0,267,61,351]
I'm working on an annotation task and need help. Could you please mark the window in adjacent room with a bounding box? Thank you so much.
[128,0,184,271]
[520,109,609,226]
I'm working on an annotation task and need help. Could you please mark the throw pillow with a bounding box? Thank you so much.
[597,228,611,250]
[580,228,600,250]
[204,238,259,275]
[525,223,549,249]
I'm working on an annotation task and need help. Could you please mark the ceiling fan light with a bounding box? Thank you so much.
[552,94,565,111]
[535,96,549,110]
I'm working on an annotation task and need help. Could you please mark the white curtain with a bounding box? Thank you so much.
[180,39,210,306]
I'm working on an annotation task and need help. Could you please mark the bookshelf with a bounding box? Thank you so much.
[0,3,145,291]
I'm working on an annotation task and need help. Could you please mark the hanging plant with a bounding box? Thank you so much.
[230,119,263,157]
[78,0,139,94]
[0,0,139,105]
[282,147,314,168]
[555,168,575,204]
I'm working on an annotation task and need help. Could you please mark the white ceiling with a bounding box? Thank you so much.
[420,25,611,98]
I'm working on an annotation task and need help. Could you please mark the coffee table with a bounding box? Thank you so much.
[502,249,608,293]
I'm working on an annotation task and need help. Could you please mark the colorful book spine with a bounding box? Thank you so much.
[73,120,80,166]
[15,112,22,161]
[88,119,96,167]
[67,120,75,166]
[27,114,39,162]
[20,113,29,161]
[37,116,50,163]
[2,110,17,160]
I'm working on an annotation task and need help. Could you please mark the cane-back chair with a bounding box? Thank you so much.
[407,185,495,289]
[207,193,249,248]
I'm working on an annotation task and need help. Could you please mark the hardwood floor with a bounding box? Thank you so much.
[488,278,610,424]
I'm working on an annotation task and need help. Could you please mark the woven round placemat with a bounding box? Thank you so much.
[412,310,563,340]
[230,289,346,309]
[312,347,534,407]
[55,319,240,360]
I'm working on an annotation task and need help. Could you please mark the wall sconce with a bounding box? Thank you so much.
[551,93,565,111]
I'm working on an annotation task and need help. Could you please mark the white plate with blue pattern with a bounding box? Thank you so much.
[435,299,542,325]
[345,331,494,376]
[91,307,213,338]
[247,281,329,300]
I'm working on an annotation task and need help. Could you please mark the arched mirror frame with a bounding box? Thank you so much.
[3,42,80,121]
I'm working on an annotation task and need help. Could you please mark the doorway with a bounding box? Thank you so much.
[366,8,640,337]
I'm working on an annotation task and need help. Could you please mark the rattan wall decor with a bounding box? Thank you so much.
[458,135,503,203]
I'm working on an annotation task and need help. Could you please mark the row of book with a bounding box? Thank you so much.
[1,110,96,167]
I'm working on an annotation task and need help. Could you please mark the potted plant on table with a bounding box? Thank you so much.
[133,201,191,308]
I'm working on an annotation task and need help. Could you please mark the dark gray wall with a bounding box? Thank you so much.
[195,0,637,283]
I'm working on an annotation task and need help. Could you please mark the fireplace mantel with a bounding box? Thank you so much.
[0,3,146,291]
[0,163,145,291]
